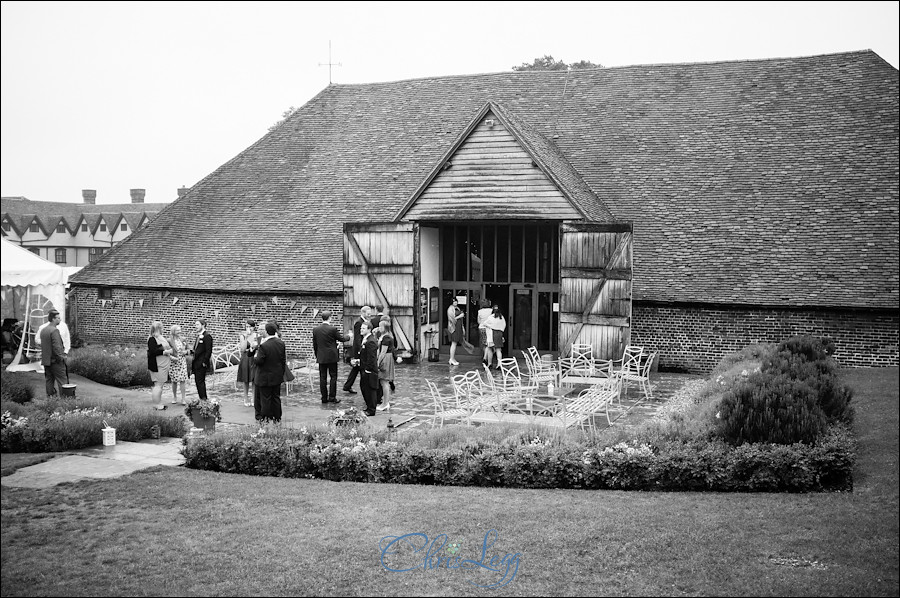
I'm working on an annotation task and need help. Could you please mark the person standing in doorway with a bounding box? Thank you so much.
[253,322,287,426]
[312,310,350,404]
[477,299,494,367]
[481,305,507,368]
[343,306,371,395]
[39,310,67,398]
[192,318,213,400]
[446,298,475,366]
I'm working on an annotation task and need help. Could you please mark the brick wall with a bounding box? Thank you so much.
[632,303,899,373]
[69,287,899,374]
[69,287,343,358]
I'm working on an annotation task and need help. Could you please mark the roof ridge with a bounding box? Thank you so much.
[325,50,881,89]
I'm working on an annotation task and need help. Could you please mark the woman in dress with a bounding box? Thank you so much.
[446,298,466,366]
[481,305,507,368]
[168,324,189,405]
[147,320,172,410]
[236,320,259,407]
[476,298,493,366]
[375,320,395,411]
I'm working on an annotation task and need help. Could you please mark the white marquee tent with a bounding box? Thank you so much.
[1,238,68,371]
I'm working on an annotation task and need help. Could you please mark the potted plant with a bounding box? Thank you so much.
[184,399,222,431]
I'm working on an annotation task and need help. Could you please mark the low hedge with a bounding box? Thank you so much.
[182,423,855,492]
[0,369,35,404]
[67,345,151,388]
[1,396,187,452]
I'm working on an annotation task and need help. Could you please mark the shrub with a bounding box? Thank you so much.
[67,345,151,387]
[718,372,828,445]
[764,336,854,423]
[0,370,35,404]
[180,422,855,492]
[1,396,186,452]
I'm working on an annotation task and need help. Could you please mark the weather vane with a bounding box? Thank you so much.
[319,40,342,85]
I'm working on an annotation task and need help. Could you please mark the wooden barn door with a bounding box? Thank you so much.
[558,222,633,361]
[343,222,418,358]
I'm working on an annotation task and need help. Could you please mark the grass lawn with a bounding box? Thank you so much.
[1,368,897,596]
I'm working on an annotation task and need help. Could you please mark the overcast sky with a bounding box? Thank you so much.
[2,0,897,205]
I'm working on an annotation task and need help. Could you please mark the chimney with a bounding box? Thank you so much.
[130,188,146,204]
[177,186,190,198]
[82,189,96,204]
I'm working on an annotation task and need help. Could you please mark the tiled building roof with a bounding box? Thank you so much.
[70,51,899,309]
[1,197,165,236]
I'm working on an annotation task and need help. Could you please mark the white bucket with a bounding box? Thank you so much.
[102,420,116,446]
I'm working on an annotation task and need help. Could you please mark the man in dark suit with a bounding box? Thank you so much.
[192,318,213,400]
[39,309,67,398]
[312,309,350,403]
[358,320,379,416]
[253,322,287,424]
[342,305,371,395]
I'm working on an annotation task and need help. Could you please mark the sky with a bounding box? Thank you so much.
[2,0,898,205]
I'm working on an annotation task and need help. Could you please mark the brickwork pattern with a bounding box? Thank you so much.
[633,304,899,373]
[70,288,343,358]
[70,289,898,375]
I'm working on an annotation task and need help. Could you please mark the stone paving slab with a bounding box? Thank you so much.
[1,439,186,490]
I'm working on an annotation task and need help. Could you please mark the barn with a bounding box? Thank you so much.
[68,51,899,372]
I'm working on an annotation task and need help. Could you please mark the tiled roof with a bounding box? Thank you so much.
[69,51,899,309]
[0,197,165,237]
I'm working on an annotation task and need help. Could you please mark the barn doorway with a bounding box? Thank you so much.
[438,222,560,357]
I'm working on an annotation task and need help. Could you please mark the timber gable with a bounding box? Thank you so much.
[400,102,588,221]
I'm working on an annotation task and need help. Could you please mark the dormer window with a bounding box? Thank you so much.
[1,220,9,232]
[121,223,128,231]
[56,223,67,233]
[99,222,107,232]
[81,223,88,232]
[29,222,40,233]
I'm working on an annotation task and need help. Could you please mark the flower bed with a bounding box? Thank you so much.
[182,421,855,492]
[1,396,187,452]
[67,344,151,388]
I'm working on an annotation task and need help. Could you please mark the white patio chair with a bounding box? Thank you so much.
[619,351,656,401]
[426,379,470,427]
[524,346,560,387]
[498,357,539,397]
[559,343,596,386]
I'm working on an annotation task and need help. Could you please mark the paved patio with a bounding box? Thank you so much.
[186,355,704,434]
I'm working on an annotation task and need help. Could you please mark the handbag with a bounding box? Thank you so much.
[283,365,296,382]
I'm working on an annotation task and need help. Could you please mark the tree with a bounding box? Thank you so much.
[512,55,603,71]
[268,106,299,132]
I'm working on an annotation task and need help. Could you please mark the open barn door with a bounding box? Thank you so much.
[343,222,418,358]
[558,222,633,361]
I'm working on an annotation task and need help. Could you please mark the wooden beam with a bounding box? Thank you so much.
[560,267,632,280]
[559,313,630,327]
